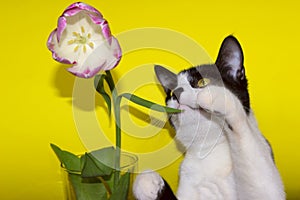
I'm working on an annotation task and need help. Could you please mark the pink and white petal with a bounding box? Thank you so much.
[52,52,74,64]
[48,30,77,64]
[111,36,122,63]
[88,13,105,25]
[47,29,71,64]
[77,3,102,16]
[99,20,112,44]
[47,29,56,51]
[67,63,104,78]
[63,7,82,17]
[85,37,122,72]
[65,2,103,17]
[81,48,108,71]
[65,2,81,10]
[67,66,88,78]
[57,16,67,42]
[63,3,103,24]
[103,36,122,70]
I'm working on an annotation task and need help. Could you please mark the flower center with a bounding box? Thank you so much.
[77,35,87,44]
[68,26,94,53]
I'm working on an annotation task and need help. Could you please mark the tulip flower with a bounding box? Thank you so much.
[48,3,182,199]
[47,2,122,78]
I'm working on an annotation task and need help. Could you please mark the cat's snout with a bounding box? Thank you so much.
[173,87,183,100]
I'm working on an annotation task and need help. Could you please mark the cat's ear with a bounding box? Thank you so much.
[215,35,246,81]
[154,65,177,93]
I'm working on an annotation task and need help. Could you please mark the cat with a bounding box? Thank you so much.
[133,36,285,200]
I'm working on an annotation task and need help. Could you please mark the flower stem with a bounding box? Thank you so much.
[113,96,122,188]
[103,71,181,190]
[105,71,121,189]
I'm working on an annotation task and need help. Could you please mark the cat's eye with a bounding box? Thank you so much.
[197,78,210,88]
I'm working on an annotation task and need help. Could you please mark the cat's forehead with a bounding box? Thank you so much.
[177,64,223,86]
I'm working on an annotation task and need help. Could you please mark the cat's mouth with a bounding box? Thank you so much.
[171,95,207,113]
[169,96,192,112]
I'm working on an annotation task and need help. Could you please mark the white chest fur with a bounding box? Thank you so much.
[170,99,237,199]
[169,95,285,199]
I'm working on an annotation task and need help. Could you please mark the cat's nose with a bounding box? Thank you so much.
[173,87,183,100]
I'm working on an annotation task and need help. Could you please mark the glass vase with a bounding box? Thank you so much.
[61,152,138,200]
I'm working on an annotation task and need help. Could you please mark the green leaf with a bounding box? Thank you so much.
[109,172,130,200]
[50,144,80,172]
[81,147,115,178]
[69,174,108,200]
[121,93,182,113]
[94,74,112,115]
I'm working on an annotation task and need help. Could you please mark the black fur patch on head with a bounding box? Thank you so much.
[182,67,204,88]
[222,69,250,114]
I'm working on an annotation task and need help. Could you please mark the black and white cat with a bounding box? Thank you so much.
[133,36,285,200]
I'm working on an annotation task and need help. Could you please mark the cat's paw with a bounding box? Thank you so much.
[133,170,178,200]
[133,170,164,200]
[195,85,237,117]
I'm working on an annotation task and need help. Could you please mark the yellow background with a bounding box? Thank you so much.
[1,0,299,199]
